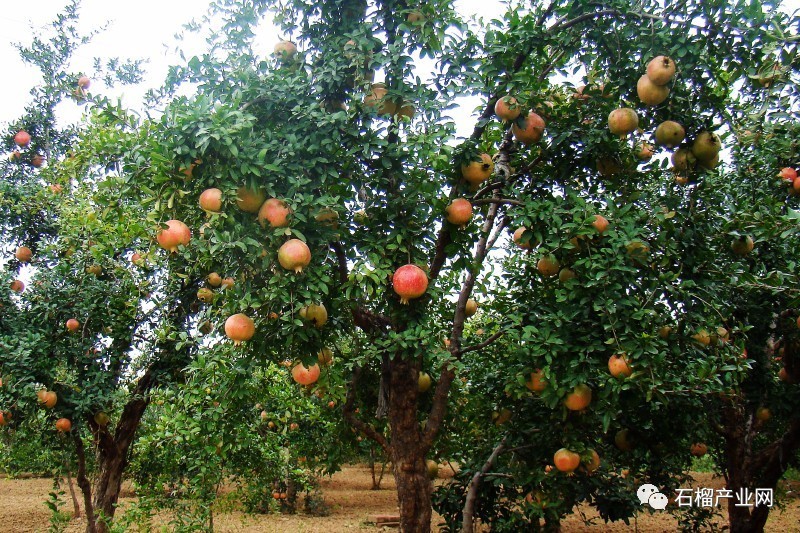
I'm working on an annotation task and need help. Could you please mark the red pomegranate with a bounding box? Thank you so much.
[292,362,321,385]
[31,154,45,168]
[15,246,32,263]
[10,280,24,292]
[78,75,91,88]
[258,198,291,228]
[608,108,639,137]
[778,167,797,182]
[199,188,223,213]
[66,318,80,333]
[553,448,581,473]
[512,111,546,145]
[392,264,428,304]
[156,220,191,253]
[55,418,72,432]
[14,130,31,147]
[445,198,473,227]
[278,239,311,273]
[224,313,255,345]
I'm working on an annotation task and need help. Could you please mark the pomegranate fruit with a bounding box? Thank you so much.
[42,391,57,409]
[66,318,80,333]
[224,313,255,345]
[690,443,708,457]
[778,167,797,182]
[274,40,297,60]
[671,148,697,171]
[15,246,32,263]
[636,143,654,161]
[199,188,223,213]
[464,298,478,317]
[615,429,635,451]
[157,219,191,253]
[299,303,328,327]
[512,111,546,145]
[553,448,581,473]
[207,272,222,287]
[558,268,576,282]
[537,254,560,277]
[278,239,311,273]
[86,265,102,276]
[392,264,428,304]
[221,277,235,290]
[585,449,601,474]
[756,407,771,421]
[14,130,31,147]
[460,153,494,185]
[646,55,676,85]
[445,198,473,227]
[513,227,534,249]
[655,120,685,148]
[731,235,754,256]
[418,372,432,392]
[197,288,214,303]
[592,215,609,234]
[78,75,91,88]
[31,154,45,167]
[292,362,321,385]
[236,186,266,213]
[525,369,547,392]
[55,418,72,432]
[637,74,669,105]
[258,198,291,228]
[494,95,521,121]
[564,383,592,411]
[608,108,639,137]
[10,280,24,292]
[691,131,721,162]
[317,347,334,366]
[608,353,632,378]
[363,83,397,116]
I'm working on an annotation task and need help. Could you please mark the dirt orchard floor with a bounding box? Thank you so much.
[0,467,798,532]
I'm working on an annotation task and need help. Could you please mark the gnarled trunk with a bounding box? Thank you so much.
[388,357,432,533]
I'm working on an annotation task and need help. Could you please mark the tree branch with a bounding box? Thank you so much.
[461,436,507,533]
[342,366,390,454]
[457,331,505,356]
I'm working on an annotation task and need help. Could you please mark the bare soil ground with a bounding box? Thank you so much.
[1,467,798,532]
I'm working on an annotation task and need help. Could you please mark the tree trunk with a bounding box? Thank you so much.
[89,374,152,533]
[64,460,81,518]
[388,357,432,533]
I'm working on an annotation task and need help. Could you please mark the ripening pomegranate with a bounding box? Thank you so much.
[258,198,291,228]
[274,40,298,60]
[10,280,24,292]
[364,83,397,115]
[525,369,547,392]
[608,353,632,378]
[78,76,91,88]
[221,277,235,290]
[778,167,798,182]
[465,299,478,317]
[55,418,72,432]
[495,96,521,121]
[584,449,601,474]
[655,121,685,148]
[564,383,592,411]
[553,448,581,473]
[278,239,311,273]
[691,131,722,162]
[31,154,44,168]
[461,153,494,185]
[537,254,560,277]
[236,186,266,213]
[592,215,609,234]
[66,318,80,333]
[512,111,546,145]
[318,347,334,366]
[636,143,654,161]
[14,130,31,147]
[224,313,255,345]
[292,362,321,386]
[513,227,534,249]
[671,148,697,171]
[646,55,676,85]
[299,303,328,327]
[392,264,428,304]
[608,108,639,137]
[199,188,223,213]
[445,198,473,227]
[690,443,708,457]
[731,235,754,256]
[157,220,191,252]
[207,272,222,287]
[41,391,57,409]
[15,246,32,263]
[558,268,576,282]
[637,74,669,106]
[197,288,214,303]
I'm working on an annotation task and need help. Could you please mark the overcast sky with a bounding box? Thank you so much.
[1,1,798,135]
[0,0,504,131]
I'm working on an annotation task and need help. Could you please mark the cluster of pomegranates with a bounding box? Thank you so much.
[8,129,45,169]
